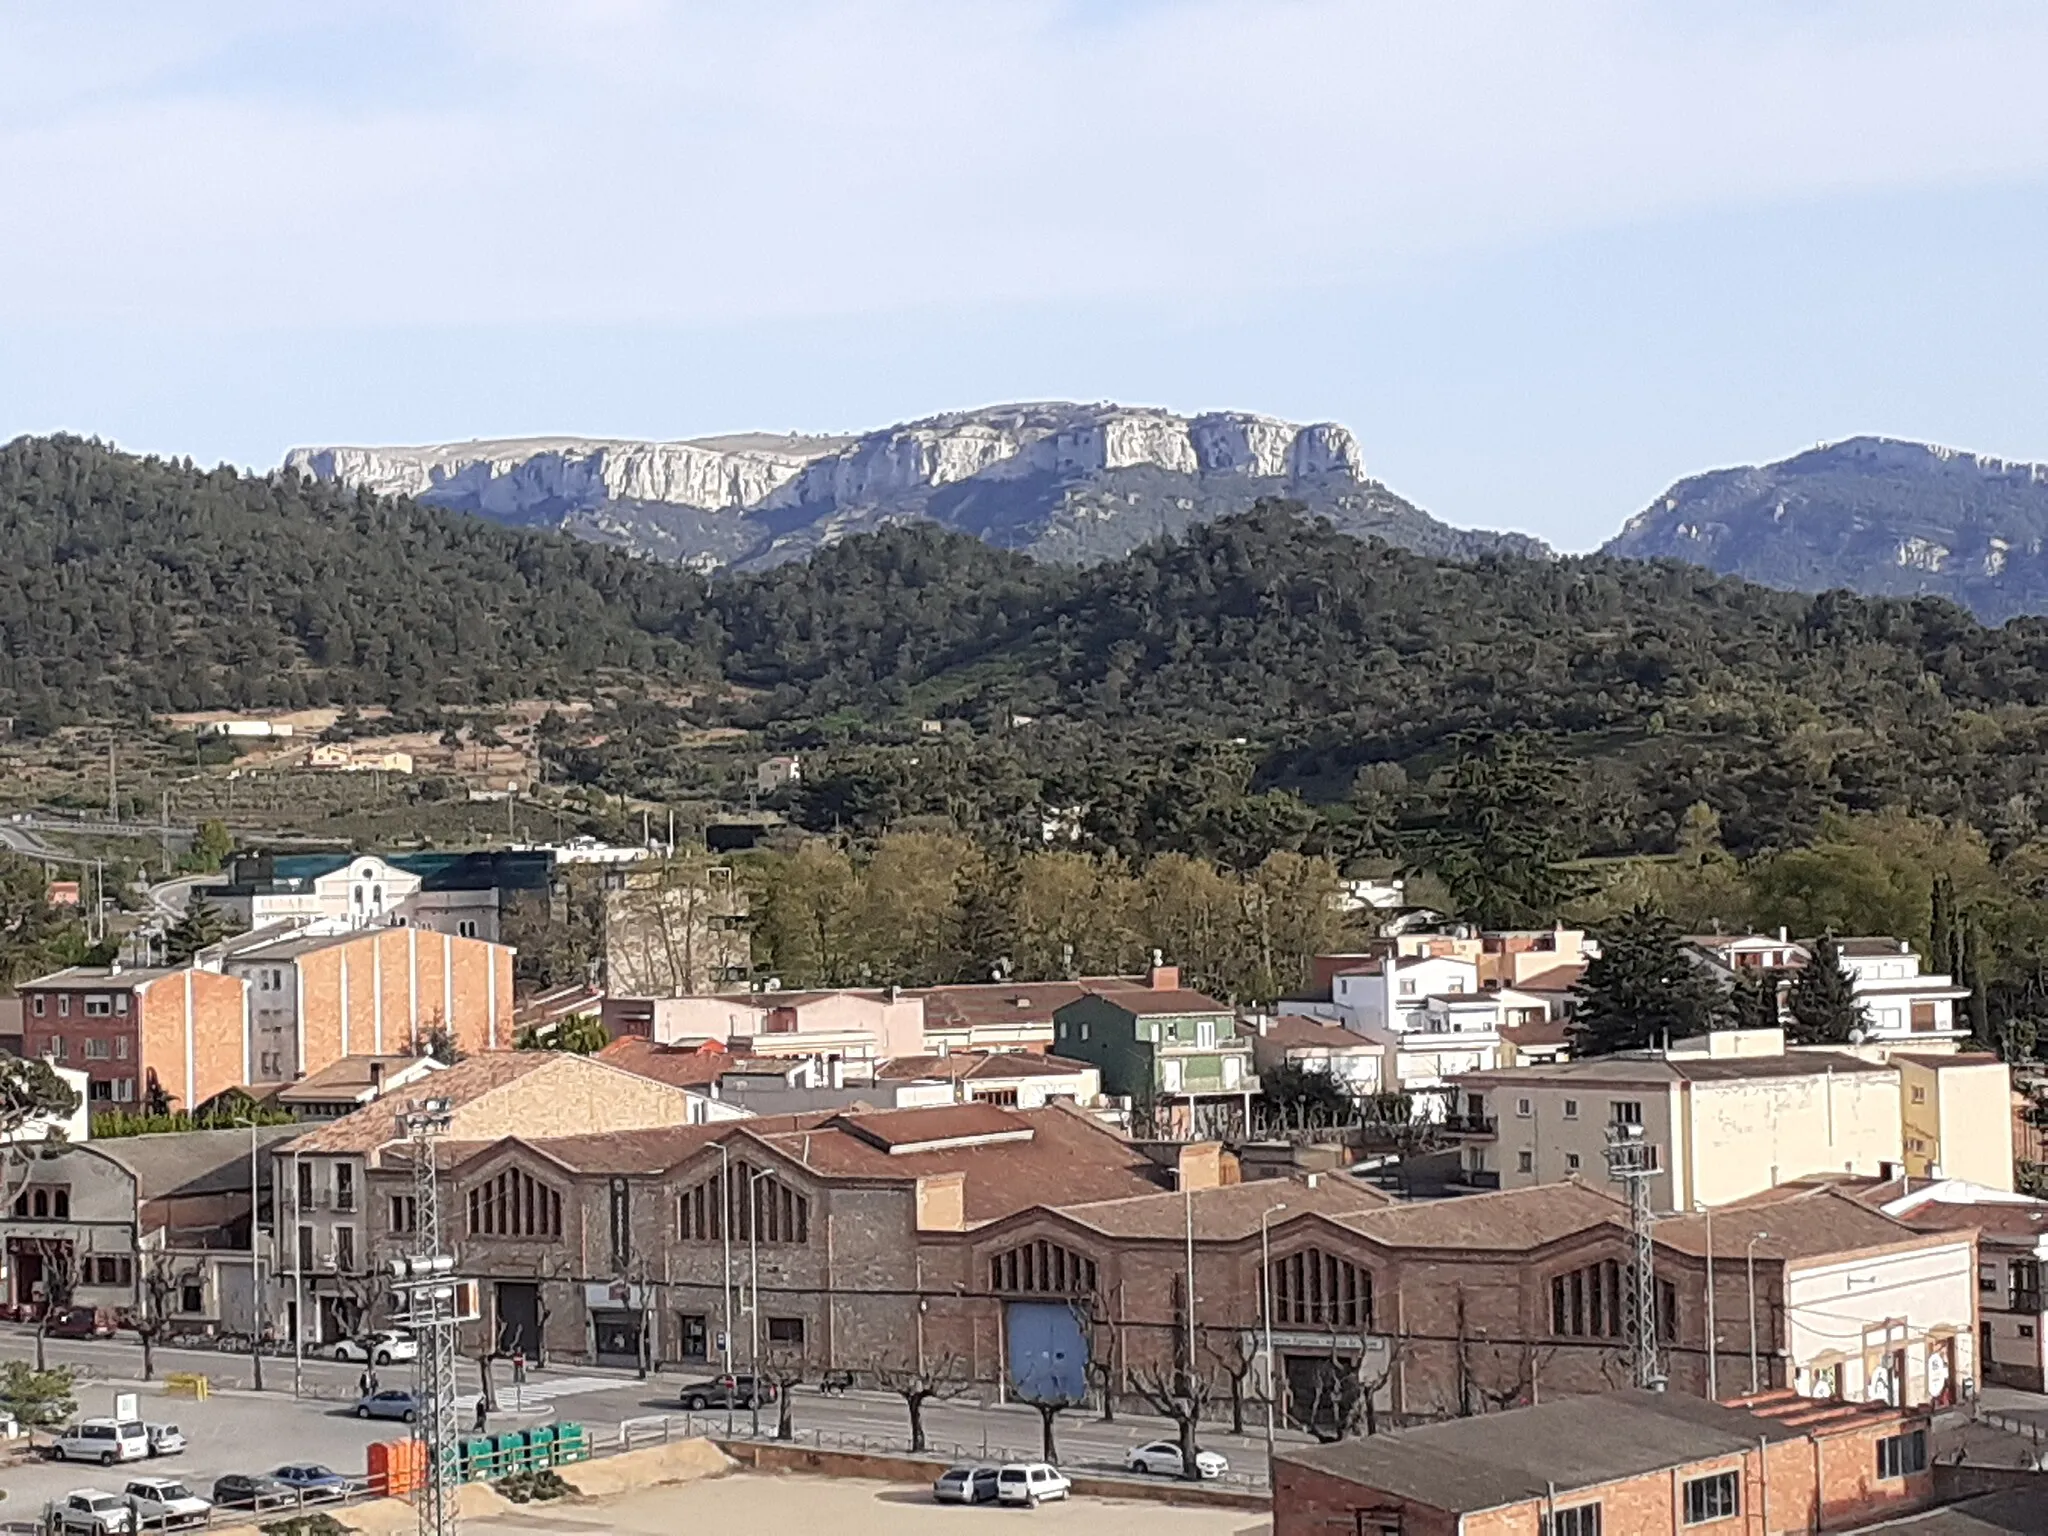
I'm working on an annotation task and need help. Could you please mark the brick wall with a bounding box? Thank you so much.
[291,929,512,1073]
[139,968,250,1110]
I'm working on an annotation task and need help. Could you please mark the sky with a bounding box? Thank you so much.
[6,2,2048,551]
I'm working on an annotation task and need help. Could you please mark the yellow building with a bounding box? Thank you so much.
[1895,1051,2016,1191]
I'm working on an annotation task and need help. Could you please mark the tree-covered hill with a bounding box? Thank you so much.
[0,434,718,722]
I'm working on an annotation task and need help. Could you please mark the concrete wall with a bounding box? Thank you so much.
[1785,1239,1977,1404]
[1898,1058,2015,1190]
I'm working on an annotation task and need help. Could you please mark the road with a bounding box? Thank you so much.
[0,1330,1295,1512]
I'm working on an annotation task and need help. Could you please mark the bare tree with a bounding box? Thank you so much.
[26,1237,80,1373]
[1300,1328,1401,1443]
[1008,1376,1082,1465]
[1127,1361,1224,1480]
[761,1346,806,1441]
[1084,1355,1118,1424]
[867,1350,970,1454]
[121,1248,198,1382]
[1211,1330,1264,1436]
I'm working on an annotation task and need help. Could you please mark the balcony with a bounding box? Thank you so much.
[1439,1113,1498,1136]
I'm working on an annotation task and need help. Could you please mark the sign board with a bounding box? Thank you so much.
[114,1392,139,1422]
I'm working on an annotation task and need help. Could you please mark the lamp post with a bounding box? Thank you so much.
[291,1148,305,1399]
[1259,1202,1287,1458]
[1745,1233,1770,1395]
[238,1116,265,1393]
[717,1142,735,1437]
[747,1165,776,1438]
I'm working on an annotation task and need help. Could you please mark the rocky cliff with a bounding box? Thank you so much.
[1603,436,2048,624]
[287,403,1545,570]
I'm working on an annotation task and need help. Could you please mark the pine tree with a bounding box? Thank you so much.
[1960,920,1991,1047]
[1569,903,1728,1056]
[1928,874,1956,982]
[161,895,232,965]
[1785,933,1867,1044]
[1726,968,1784,1031]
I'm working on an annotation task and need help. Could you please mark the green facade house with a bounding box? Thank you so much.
[1051,965,1256,1137]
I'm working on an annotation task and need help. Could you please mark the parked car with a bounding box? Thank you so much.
[51,1420,150,1466]
[123,1476,211,1528]
[1126,1440,1228,1479]
[46,1307,118,1340]
[995,1463,1071,1506]
[144,1423,185,1457]
[210,1474,294,1513]
[329,1331,417,1365]
[354,1389,418,1423]
[677,1374,777,1411]
[271,1463,354,1501]
[932,1465,1001,1505]
[54,1490,133,1535]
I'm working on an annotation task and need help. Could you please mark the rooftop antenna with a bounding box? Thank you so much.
[1604,1118,1666,1391]
[390,1097,474,1536]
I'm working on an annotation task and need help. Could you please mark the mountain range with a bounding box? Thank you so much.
[1605,436,2048,624]
[286,402,1549,572]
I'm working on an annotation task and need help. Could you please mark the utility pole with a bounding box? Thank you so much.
[1604,1119,1665,1390]
[108,738,119,821]
[160,790,172,878]
[391,1098,470,1536]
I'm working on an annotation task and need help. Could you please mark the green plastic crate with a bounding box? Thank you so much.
[554,1422,590,1463]
[526,1424,558,1466]
[458,1436,497,1481]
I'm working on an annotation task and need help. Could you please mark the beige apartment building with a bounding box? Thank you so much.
[1896,1052,2015,1188]
[1452,1030,1910,1211]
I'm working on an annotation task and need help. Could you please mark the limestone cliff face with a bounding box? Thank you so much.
[288,402,1541,569]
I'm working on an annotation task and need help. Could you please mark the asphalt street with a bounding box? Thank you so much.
[0,1330,1297,1516]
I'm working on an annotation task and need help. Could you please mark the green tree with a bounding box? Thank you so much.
[1260,1059,1355,1120]
[1570,903,1728,1056]
[1726,968,1783,1031]
[186,819,234,873]
[1409,734,1581,929]
[514,1013,609,1054]
[161,894,233,964]
[0,1360,76,1442]
[1784,934,1867,1045]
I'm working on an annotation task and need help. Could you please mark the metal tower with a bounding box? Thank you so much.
[391,1098,472,1536]
[1603,1119,1665,1390]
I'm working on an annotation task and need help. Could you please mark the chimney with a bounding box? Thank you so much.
[1777,927,1788,943]
[1176,1142,1224,1192]
[1149,960,1180,992]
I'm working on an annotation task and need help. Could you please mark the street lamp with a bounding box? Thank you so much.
[747,1165,776,1438]
[1259,1203,1287,1458]
[717,1142,736,1437]
[235,1115,266,1393]
[1745,1233,1771,1395]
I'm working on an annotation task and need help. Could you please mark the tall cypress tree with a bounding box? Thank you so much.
[1727,968,1784,1031]
[1960,919,1991,1047]
[1570,903,1728,1056]
[1785,933,1867,1044]
[1928,875,1957,981]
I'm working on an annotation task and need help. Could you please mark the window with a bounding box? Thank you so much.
[1565,1153,1582,1172]
[390,1194,418,1234]
[29,1189,47,1218]
[1562,1098,1578,1119]
[2021,1323,2037,1339]
[58,995,70,1016]
[677,1164,810,1245]
[53,1188,69,1219]
[1551,1260,1623,1338]
[1266,1247,1372,1330]
[1399,979,1416,996]
[1910,1086,1926,1104]
[50,1035,66,1060]
[114,1037,128,1059]
[88,1079,111,1102]
[990,1239,1099,1298]
[678,1313,709,1362]
[84,1039,110,1060]
[334,1227,356,1273]
[1516,1097,1532,1118]
[179,1284,203,1314]
[766,1316,805,1346]
[1543,1507,1602,1536]
[297,1226,314,1271]
[335,1163,356,1212]
[972,1087,1021,1107]
[457,920,478,939]
[2013,1259,2043,1314]
[1195,1019,1216,1048]
[296,1161,314,1209]
[1876,1429,1927,1480]
[1681,1471,1739,1524]
[1518,1151,1534,1173]
[30,994,43,1016]
[1981,1268,2000,1294]
[1657,1278,1679,1343]
[91,1256,134,1287]
[113,994,127,1015]
[1611,1101,1643,1126]
[84,996,111,1017]
[467,1168,564,1239]
[112,1078,134,1102]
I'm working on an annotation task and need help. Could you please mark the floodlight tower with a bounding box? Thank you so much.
[391,1098,473,1536]
[1603,1119,1666,1391]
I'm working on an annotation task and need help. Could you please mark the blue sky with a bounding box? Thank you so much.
[6,2,2048,551]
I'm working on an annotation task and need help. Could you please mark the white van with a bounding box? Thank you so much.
[52,1419,150,1466]
[995,1463,1072,1506]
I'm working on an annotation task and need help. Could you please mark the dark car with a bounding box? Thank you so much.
[271,1464,353,1501]
[677,1373,777,1411]
[210,1474,294,1513]
[45,1306,118,1340]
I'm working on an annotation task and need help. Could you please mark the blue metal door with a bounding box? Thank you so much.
[1006,1301,1088,1401]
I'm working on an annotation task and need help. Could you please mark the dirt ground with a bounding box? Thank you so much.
[457,1474,1271,1535]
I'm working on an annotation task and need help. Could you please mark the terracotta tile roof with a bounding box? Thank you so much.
[1461,1050,1889,1088]
[1074,987,1233,1017]
[1329,1179,1627,1252]
[596,1036,734,1089]
[909,981,1095,1031]
[1057,1176,1394,1241]
[1897,1200,2048,1244]
[274,1054,433,1103]
[1503,1016,1572,1047]
[836,1102,1034,1150]
[1256,1016,1378,1052]
[427,1114,832,1177]
[1656,1187,1943,1264]
[875,1052,1096,1082]
[279,1052,559,1156]
[1837,937,1916,957]
[1512,964,1585,993]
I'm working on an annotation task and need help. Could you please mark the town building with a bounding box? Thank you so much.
[4,1126,301,1336]
[1051,966,1256,1135]
[754,755,802,795]
[603,988,925,1066]
[271,1050,726,1346]
[17,964,251,1114]
[1687,932,1972,1045]
[267,1054,442,1122]
[1244,1014,1389,1098]
[874,1051,1102,1109]
[1447,1027,2015,1209]
[1898,1053,2016,1187]
[601,863,751,997]
[911,971,1213,1054]
[1874,1177,2048,1393]
[1273,1388,1939,1536]
[213,923,514,1086]
[213,850,553,941]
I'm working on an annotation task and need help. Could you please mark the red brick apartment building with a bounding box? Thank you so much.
[18,964,249,1112]
[1274,1388,1938,1535]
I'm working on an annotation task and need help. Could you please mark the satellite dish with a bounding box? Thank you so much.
[1847,1026,1868,1044]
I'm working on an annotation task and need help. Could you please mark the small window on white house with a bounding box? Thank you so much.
[113,994,128,1015]
[1566,1153,1582,1171]
[1518,1151,1534,1173]
[1516,1097,1532,1118]
[1399,980,1416,996]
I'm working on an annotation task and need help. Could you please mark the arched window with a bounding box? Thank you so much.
[465,1168,562,1239]
[1550,1260,1622,1338]
[1267,1248,1372,1330]
[676,1162,810,1245]
[988,1238,1098,1297]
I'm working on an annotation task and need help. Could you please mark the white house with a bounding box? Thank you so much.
[1687,933,1970,1045]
